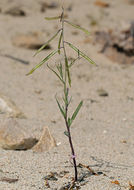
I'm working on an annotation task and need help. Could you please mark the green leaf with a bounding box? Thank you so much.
[58,31,63,54]
[56,63,63,79]
[70,101,83,124]
[68,117,71,127]
[64,87,69,105]
[45,12,67,21]
[64,131,69,137]
[64,20,90,35]
[60,12,63,22]
[65,57,71,86]
[45,16,61,20]
[56,97,65,118]
[47,64,65,84]
[34,30,61,56]
[26,50,58,76]
[66,42,96,65]
[69,57,79,68]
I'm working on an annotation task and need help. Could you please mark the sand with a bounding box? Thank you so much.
[0,0,134,189]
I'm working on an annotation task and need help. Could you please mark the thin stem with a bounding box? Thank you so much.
[61,7,78,182]
[61,8,67,85]
[65,98,78,181]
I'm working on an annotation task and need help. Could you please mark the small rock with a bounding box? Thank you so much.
[44,172,58,181]
[5,7,26,16]
[0,118,38,150]
[0,93,25,118]
[57,142,61,146]
[94,24,134,64]
[94,0,110,7]
[128,0,134,5]
[12,33,51,50]
[67,4,73,11]
[122,118,127,121]
[103,130,107,134]
[120,140,127,143]
[32,126,56,152]
[34,89,42,94]
[40,2,58,12]
[0,177,19,183]
[97,89,109,97]
[71,31,79,35]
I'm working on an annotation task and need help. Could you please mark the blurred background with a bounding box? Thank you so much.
[0,1,134,189]
[0,0,133,121]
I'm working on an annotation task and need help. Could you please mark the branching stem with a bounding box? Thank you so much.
[61,7,78,182]
[27,6,95,184]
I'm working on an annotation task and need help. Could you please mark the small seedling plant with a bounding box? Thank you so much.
[27,8,95,182]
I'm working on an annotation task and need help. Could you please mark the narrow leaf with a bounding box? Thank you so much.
[56,97,65,118]
[63,93,71,107]
[47,64,65,84]
[71,101,83,123]
[66,42,96,65]
[62,96,66,105]
[45,14,68,21]
[26,50,58,76]
[60,12,63,22]
[64,131,69,137]
[78,49,80,58]
[64,20,90,35]
[68,118,71,127]
[58,32,63,54]
[45,16,61,20]
[56,63,63,79]
[34,30,61,56]
[64,87,69,105]
[59,63,63,79]
[65,57,71,86]
[69,57,80,68]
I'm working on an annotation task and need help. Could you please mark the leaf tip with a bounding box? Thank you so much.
[25,72,30,76]
[26,69,34,76]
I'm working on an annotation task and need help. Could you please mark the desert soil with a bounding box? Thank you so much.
[0,0,134,189]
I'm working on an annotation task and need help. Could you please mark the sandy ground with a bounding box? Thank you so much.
[0,0,134,189]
